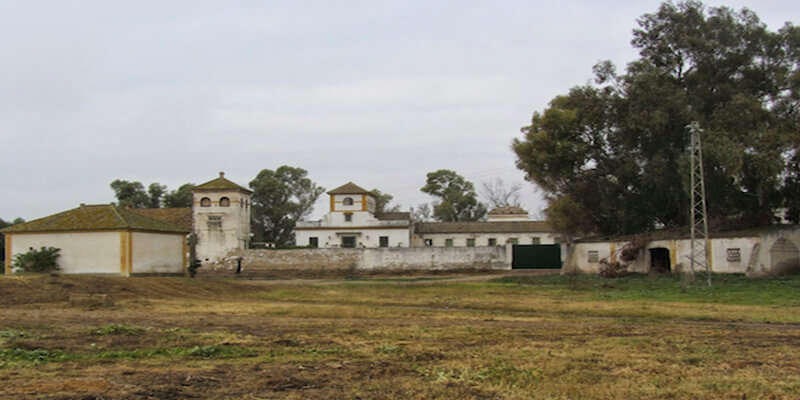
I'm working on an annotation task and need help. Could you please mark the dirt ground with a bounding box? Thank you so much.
[1,274,799,399]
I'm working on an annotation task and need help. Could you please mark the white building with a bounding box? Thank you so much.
[192,172,253,262]
[412,206,556,247]
[2,204,189,276]
[565,226,800,276]
[295,182,412,248]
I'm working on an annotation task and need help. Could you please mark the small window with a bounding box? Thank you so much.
[424,239,433,247]
[466,238,475,247]
[379,236,389,247]
[727,248,741,262]
[309,237,319,248]
[343,197,354,206]
[207,215,222,229]
[240,198,244,208]
[445,239,454,247]
[488,238,497,246]
[588,250,599,263]
[200,197,211,207]
[531,237,541,245]
[509,238,519,245]
[219,197,230,207]
[344,213,353,222]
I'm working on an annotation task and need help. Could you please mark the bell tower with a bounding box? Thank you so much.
[192,172,252,262]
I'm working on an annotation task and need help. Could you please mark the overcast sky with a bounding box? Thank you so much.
[1,0,797,221]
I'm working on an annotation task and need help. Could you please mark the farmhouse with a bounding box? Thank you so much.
[294,182,413,248]
[2,204,190,276]
[412,206,556,247]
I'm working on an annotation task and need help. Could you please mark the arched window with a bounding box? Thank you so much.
[343,197,354,206]
[220,197,230,207]
[200,197,211,207]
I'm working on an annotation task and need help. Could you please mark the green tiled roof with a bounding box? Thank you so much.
[194,172,252,193]
[0,204,190,234]
[129,208,193,231]
[327,182,373,195]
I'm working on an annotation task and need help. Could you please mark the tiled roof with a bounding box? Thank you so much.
[488,206,528,215]
[194,172,252,193]
[327,182,372,195]
[415,221,551,234]
[376,212,411,221]
[129,208,193,231]
[0,204,190,234]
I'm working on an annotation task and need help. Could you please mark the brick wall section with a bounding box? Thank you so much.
[197,247,510,277]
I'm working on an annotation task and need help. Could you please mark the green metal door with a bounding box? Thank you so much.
[512,245,561,269]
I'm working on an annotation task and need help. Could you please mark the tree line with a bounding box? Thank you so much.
[513,0,800,237]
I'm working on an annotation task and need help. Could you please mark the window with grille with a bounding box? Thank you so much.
[588,250,599,263]
[727,248,741,262]
[466,238,475,247]
[379,236,389,247]
[207,215,222,229]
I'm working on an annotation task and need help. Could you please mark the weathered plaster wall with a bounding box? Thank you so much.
[193,190,251,262]
[9,232,121,274]
[131,232,185,274]
[198,246,510,276]
[295,228,410,248]
[566,227,800,276]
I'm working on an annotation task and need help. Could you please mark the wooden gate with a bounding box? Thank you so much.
[512,244,561,269]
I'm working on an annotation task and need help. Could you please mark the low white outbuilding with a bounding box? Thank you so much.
[565,226,800,276]
[2,204,190,276]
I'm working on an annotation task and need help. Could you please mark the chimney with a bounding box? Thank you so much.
[219,171,225,178]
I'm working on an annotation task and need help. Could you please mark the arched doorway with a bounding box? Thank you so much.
[770,238,800,275]
[649,247,671,274]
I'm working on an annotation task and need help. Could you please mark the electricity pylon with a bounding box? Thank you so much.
[689,121,711,286]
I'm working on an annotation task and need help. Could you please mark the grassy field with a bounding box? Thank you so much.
[0,273,799,399]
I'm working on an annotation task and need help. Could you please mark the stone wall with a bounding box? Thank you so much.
[197,246,510,277]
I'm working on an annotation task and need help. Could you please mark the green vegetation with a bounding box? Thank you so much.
[12,246,60,274]
[491,273,800,307]
[89,324,143,336]
[0,345,252,368]
[513,1,800,236]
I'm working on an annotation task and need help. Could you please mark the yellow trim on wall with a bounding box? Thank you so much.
[361,194,367,211]
[127,230,133,276]
[330,195,335,212]
[706,239,713,271]
[119,231,128,276]
[670,240,677,267]
[5,234,12,275]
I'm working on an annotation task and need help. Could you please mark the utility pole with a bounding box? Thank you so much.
[689,121,711,286]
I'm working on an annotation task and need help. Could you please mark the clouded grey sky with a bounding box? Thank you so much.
[2,1,797,220]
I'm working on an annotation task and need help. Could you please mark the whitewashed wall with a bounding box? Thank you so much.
[412,232,557,247]
[566,227,800,276]
[295,228,410,248]
[9,232,121,274]
[132,232,185,274]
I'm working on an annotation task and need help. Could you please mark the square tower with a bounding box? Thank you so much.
[192,172,252,262]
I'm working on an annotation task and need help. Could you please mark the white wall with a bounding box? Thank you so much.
[132,232,185,274]
[295,228,410,248]
[566,229,800,275]
[412,232,557,247]
[10,232,121,274]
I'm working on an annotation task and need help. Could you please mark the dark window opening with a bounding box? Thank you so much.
[379,236,389,247]
[309,237,319,248]
[220,197,230,207]
[341,236,356,248]
[200,197,211,207]
[343,197,354,206]
[344,213,353,222]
